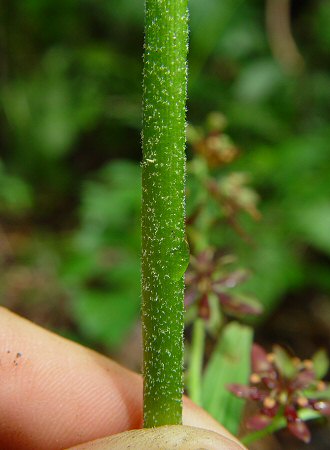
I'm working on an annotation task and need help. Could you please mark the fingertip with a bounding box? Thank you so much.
[0,309,143,449]
[183,397,246,449]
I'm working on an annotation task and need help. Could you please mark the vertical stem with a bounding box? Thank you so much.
[142,0,189,427]
[187,318,205,406]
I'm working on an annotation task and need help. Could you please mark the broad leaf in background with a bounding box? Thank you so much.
[201,321,253,435]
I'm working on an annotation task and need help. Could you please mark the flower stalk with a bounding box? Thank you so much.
[141,0,189,427]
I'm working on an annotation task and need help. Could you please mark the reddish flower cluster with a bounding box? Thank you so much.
[185,248,262,320]
[187,111,238,169]
[228,344,330,443]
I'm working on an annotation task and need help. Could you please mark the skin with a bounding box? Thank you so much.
[68,426,245,450]
[0,307,246,450]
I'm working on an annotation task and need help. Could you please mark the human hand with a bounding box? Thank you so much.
[0,308,245,449]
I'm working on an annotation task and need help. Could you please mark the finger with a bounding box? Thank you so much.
[0,308,243,449]
[0,307,143,450]
[67,425,246,450]
[183,397,241,443]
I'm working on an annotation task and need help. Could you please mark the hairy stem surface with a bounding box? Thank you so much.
[142,0,189,427]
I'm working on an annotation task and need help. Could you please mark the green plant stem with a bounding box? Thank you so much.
[241,409,322,445]
[142,0,189,428]
[241,416,286,446]
[187,318,205,406]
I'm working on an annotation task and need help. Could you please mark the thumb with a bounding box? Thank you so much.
[66,425,246,450]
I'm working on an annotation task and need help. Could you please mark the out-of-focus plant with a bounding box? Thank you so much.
[185,248,261,321]
[184,113,330,444]
[186,113,261,250]
[183,113,262,436]
[229,344,330,445]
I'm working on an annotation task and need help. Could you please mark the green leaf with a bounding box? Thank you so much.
[312,349,329,379]
[273,345,296,379]
[304,387,330,401]
[201,322,253,435]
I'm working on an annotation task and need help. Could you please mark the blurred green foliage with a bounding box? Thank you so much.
[0,0,330,360]
[62,161,141,347]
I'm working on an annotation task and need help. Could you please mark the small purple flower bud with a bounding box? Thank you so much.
[246,414,272,430]
[252,344,273,373]
[287,420,311,443]
[313,401,330,415]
